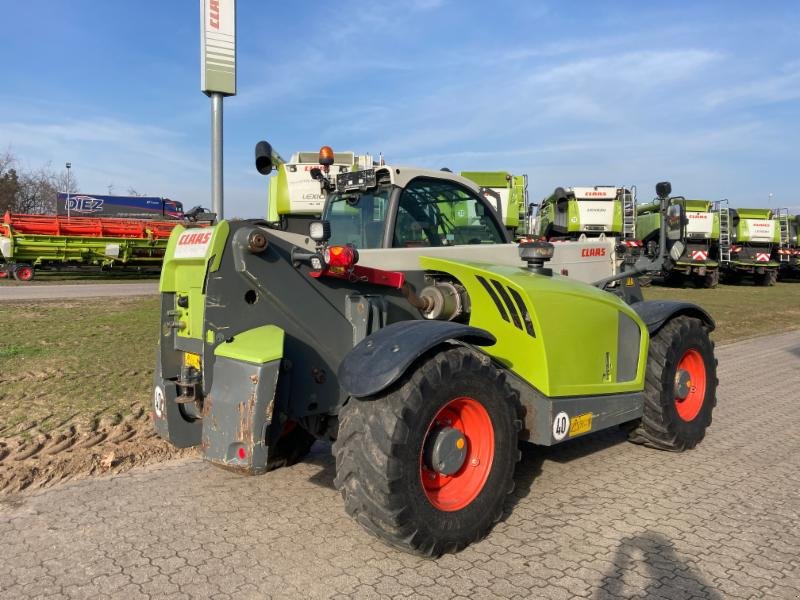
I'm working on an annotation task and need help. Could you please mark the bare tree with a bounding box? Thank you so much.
[126,186,147,197]
[0,152,80,215]
[0,151,20,214]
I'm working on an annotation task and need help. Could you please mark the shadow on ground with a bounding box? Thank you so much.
[598,531,722,599]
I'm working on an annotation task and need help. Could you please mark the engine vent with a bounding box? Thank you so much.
[475,276,535,337]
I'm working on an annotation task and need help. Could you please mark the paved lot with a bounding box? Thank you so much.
[0,282,158,301]
[1,331,799,599]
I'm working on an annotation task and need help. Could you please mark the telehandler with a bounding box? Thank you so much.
[152,144,717,556]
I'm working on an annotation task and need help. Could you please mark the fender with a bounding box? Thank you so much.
[632,300,715,334]
[338,320,496,398]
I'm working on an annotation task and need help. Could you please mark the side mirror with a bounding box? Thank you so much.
[255,141,274,175]
[667,204,683,228]
[656,181,672,198]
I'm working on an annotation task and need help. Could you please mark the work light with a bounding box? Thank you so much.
[309,220,331,243]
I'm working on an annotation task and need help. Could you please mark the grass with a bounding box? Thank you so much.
[0,296,160,437]
[0,282,797,439]
[643,281,800,344]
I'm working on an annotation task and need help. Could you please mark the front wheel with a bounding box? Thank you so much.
[626,316,717,451]
[333,346,521,556]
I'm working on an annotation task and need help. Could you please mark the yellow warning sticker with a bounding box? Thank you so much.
[184,352,201,370]
[569,413,593,437]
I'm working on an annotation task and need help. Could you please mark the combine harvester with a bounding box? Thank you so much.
[636,199,720,288]
[0,211,182,281]
[774,210,800,279]
[716,203,782,286]
[459,171,528,238]
[535,185,638,243]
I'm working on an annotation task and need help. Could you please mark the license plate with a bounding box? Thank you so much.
[184,352,201,370]
[569,412,593,437]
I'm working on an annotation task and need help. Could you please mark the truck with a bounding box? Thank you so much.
[636,199,720,288]
[716,204,781,285]
[151,143,717,557]
[56,193,184,220]
[535,185,638,245]
[459,171,528,237]
[0,211,181,281]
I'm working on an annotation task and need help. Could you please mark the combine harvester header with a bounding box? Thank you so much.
[0,211,182,281]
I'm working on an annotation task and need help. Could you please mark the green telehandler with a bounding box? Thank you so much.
[152,144,717,556]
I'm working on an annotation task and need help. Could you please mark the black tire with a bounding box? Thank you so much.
[626,316,717,451]
[702,270,719,289]
[333,346,521,557]
[754,271,777,286]
[266,423,316,471]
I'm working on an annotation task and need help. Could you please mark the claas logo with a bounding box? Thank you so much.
[581,247,606,257]
[178,231,212,245]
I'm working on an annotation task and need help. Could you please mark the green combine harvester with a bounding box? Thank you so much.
[636,199,720,288]
[151,143,718,557]
[716,203,781,285]
[774,210,799,278]
[534,185,637,244]
[459,171,528,237]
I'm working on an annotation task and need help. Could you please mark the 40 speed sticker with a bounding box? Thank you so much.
[552,411,594,441]
[154,386,165,419]
[553,411,570,441]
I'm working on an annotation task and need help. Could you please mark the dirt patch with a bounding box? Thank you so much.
[0,408,195,495]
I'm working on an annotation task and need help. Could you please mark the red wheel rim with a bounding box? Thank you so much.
[675,349,707,422]
[16,266,33,281]
[420,396,494,512]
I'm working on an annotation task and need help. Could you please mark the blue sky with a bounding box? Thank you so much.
[2,1,800,217]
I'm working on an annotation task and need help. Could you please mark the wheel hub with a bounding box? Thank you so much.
[674,368,693,399]
[425,426,467,475]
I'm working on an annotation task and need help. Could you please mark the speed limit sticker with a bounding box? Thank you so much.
[553,411,570,441]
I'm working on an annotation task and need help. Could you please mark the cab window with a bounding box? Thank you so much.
[326,189,390,248]
[393,178,505,247]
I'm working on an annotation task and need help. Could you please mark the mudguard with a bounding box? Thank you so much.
[338,320,496,398]
[631,301,715,334]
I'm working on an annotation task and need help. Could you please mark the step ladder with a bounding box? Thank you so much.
[776,207,790,262]
[622,186,636,241]
[715,199,731,264]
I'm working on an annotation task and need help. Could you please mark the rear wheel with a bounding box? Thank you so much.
[755,270,778,286]
[626,316,717,451]
[702,269,719,289]
[13,264,34,282]
[333,346,521,556]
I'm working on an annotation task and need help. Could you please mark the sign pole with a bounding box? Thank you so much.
[210,93,223,216]
[201,0,236,220]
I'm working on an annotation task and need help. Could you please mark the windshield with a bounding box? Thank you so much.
[324,187,391,248]
[393,178,505,247]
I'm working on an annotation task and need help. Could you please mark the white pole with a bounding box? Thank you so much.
[211,93,223,218]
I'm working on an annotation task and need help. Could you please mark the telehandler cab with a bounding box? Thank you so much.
[152,144,717,556]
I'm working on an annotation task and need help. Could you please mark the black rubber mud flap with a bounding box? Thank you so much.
[632,301,715,335]
[337,320,496,398]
